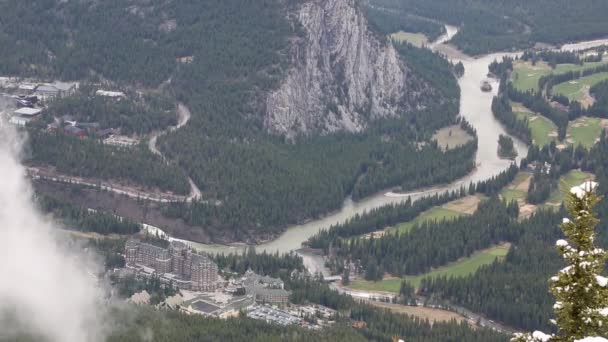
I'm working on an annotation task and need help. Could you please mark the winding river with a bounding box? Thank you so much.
[146,29,608,255]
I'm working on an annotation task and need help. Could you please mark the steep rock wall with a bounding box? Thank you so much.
[265,0,431,138]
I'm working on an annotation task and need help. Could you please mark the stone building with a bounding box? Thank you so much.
[241,269,290,305]
[190,253,219,292]
[125,239,218,291]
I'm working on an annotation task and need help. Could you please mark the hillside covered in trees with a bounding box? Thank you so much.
[364,0,608,54]
[3,0,474,241]
[422,136,608,332]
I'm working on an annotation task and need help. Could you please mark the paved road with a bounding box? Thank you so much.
[148,103,202,201]
[296,247,517,335]
[329,281,517,334]
[29,103,203,203]
[28,167,190,203]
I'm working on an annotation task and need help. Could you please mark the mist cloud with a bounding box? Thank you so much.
[0,104,105,342]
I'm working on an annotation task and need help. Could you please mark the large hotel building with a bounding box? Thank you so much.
[125,239,219,291]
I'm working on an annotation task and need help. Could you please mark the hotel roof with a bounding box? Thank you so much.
[14,107,42,116]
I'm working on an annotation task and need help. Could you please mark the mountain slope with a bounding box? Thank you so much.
[266,0,435,138]
[3,0,470,242]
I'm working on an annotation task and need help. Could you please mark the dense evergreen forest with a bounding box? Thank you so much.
[287,276,506,341]
[421,209,564,332]
[307,164,519,250]
[307,130,608,332]
[27,130,190,195]
[589,80,608,117]
[214,248,305,280]
[364,0,608,54]
[363,3,445,41]
[420,135,608,332]
[44,85,177,135]
[333,197,519,278]
[497,134,517,159]
[491,95,533,145]
[307,189,466,249]
[37,191,141,235]
[161,122,476,239]
[0,0,478,240]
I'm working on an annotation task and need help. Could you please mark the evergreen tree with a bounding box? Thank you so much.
[342,268,351,286]
[512,181,608,342]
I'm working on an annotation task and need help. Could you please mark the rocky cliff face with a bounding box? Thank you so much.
[265,0,433,138]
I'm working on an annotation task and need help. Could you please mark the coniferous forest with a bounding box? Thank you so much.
[421,136,608,332]
[2,0,480,241]
[364,0,608,54]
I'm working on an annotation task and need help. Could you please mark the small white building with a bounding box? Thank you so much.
[96,90,126,98]
[104,135,139,147]
[14,107,42,117]
[9,116,31,126]
[35,84,61,98]
[9,107,42,126]
[35,82,77,99]
[18,83,37,92]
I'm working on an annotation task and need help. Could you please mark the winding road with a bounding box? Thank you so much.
[29,102,203,203]
[329,282,516,334]
[148,103,202,201]
[181,27,530,254]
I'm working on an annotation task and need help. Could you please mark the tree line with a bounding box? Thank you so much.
[307,164,519,250]
[214,248,305,281]
[420,132,608,332]
[365,0,608,55]
[506,85,569,140]
[28,129,190,195]
[363,3,445,41]
[1,0,478,243]
[521,50,603,68]
[331,197,519,278]
[540,63,608,98]
[491,94,533,145]
[36,191,141,235]
[45,85,177,135]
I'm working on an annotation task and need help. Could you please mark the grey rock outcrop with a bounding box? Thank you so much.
[265,0,432,138]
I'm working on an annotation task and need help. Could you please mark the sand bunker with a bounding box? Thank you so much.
[443,195,481,215]
[571,121,588,128]
[519,204,537,219]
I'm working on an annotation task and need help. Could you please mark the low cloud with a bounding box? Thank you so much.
[0,108,105,342]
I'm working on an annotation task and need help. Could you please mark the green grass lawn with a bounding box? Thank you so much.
[499,172,531,203]
[512,172,532,187]
[390,31,428,48]
[389,207,463,234]
[514,109,557,146]
[553,72,608,102]
[501,188,527,203]
[546,170,595,205]
[432,125,474,151]
[348,244,511,292]
[511,60,608,92]
[567,117,603,148]
[511,62,552,92]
